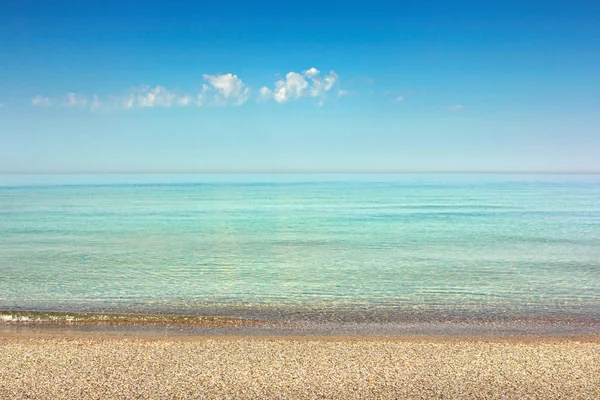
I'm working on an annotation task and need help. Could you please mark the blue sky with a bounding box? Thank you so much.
[1,0,599,173]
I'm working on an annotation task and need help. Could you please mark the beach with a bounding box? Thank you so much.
[1,331,599,399]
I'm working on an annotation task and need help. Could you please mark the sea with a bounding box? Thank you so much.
[1,174,599,333]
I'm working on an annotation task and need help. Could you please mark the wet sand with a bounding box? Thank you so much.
[1,332,599,399]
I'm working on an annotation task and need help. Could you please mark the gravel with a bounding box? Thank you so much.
[1,335,599,399]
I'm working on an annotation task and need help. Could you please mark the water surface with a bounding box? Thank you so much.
[1,174,599,326]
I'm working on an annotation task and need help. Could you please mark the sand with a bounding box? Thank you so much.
[1,334,599,399]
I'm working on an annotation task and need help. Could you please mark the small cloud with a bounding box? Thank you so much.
[121,86,197,109]
[116,75,250,109]
[197,84,210,106]
[123,85,176,108]
[32,95,53,107]
[323,71,338,91]
[202,73,249,106]
[90,95,101,111]
[446,104,464,111]
[304,67,319,79]
[383,90,412,103]
[259,86,272,101]
[65,92,88,107]
[0,102,4,108]
[28,67,344,110]
[123,95,135,109]
[273,71,309,103]
[177,95,193,107]
[265,67,340,104]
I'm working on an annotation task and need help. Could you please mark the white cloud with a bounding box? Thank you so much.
[119,85,201,109]
[196,85,210,107]
[385,90,410,103]
[65,92,88,107]
[323,71,338,91]
[447,104,463,111]
[29,68,345,110]
[128,85,177,108]
[259,86,272,101]
[32,95,53,107]
[90,95,101,111]
[202,73,249,105]
[266,67,340,104]
[273,72,309,103]
[123,95,135,109]
[177,95,193,107]
[306,68,339,97]
[117,75,249,109]
[304,67,319,78]
[0,102,4,108]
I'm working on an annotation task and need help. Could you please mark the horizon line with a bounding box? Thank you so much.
[1,171,600,175]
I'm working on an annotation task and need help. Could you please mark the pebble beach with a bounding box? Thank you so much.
[1,334,599,399]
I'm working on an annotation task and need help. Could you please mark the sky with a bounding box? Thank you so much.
[1,0,599,173]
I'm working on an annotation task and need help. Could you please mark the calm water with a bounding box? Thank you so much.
[1,174,599,324]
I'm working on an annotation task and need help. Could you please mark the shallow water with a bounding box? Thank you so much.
[1,174,599,324]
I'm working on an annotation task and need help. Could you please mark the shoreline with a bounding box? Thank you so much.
[0,309,270,327]
[2,309,600,340]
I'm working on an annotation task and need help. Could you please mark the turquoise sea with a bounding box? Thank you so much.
[1,174,599,327]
